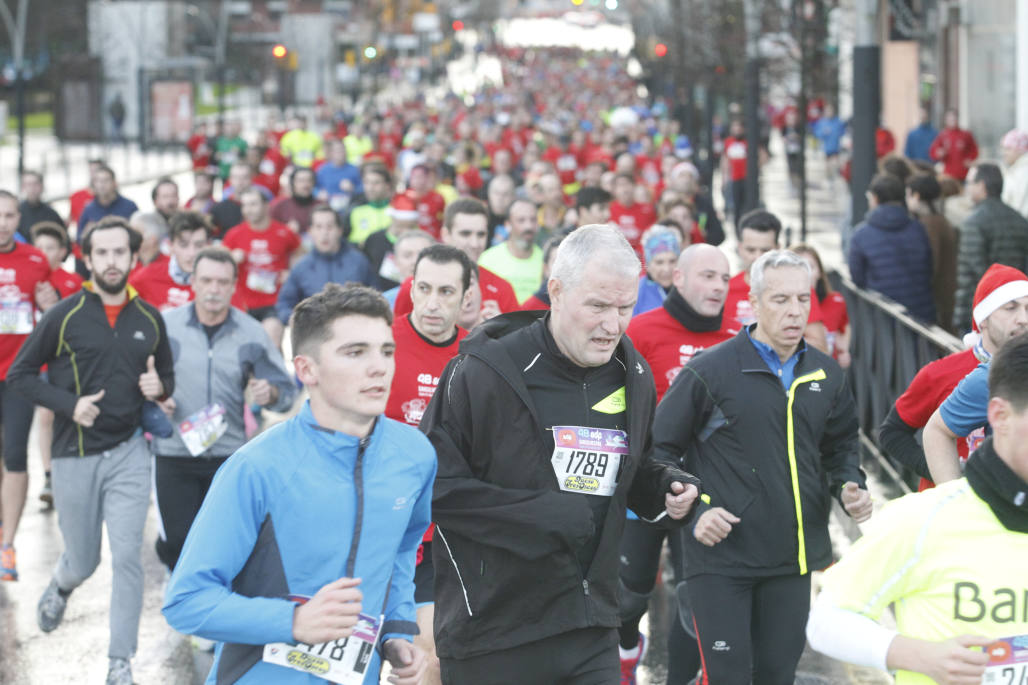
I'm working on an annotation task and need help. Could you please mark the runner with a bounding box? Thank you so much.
[8,216,174,685]
[808,333,1028,685]
[420,224,699,683]
[129,210,211,311]
[163,283,433,685]
[0,190,55,581]
[386,244,473,685]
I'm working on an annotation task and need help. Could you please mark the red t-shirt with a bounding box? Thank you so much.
[636,154,662,189]
[69,188,94,228]
[723,137,748,181]
[627,305,738,402]
[609,201,657,254]
[542,146,580,186]
[723,271,824,330]
[386,314,467,556]
[104,302,126,328]
[413,190,446,239]
[49,268,83,299]
[129,259,195,311]
[187,134,212,170]
[0,243,51,379]
[394,266,521,319]
[893,348,979,491]
[520,293,549,311]
[929,128,979,180]
[222,221,301,310]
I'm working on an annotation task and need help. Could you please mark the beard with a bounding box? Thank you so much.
[94,269,129,295]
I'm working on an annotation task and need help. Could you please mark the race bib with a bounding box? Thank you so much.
[378,253,401,283]
[982,635,1028,684]
[263,612,382,684]
[178,403,228,456]
[550,426,627,497]
[0,300,33,334]
[247,268,279,294]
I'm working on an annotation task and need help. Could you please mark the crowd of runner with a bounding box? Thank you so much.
[0,42,1025,685]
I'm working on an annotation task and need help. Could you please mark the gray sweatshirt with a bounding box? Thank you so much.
[154,303,297,458]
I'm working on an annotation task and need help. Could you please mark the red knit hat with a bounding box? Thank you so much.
[972,263,1028,332]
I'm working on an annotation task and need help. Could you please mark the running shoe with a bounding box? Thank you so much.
[619,632,647,685]
[37,579,69,632]
[39,474,53,506]
[0,545,16,581]
[106,657,133,685]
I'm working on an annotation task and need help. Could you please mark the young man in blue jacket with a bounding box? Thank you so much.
[164,283,433,684]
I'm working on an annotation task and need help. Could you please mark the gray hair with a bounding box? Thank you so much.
[749,249,811,297]
[550,224,640,290]
[129,210,168,239]
[393,229,436,250]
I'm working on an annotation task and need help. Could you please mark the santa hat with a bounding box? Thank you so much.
[388,193,419,222]
[972,263,1028,332]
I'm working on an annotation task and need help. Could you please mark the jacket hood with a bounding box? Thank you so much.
[459,310,546,354]
[866,202,913,231]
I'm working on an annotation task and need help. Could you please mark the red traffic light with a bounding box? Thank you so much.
[654,43,668,58]
[272,44,288,59]
[452,20,465,31]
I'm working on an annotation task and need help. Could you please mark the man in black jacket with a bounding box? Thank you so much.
[652,249,872,685]
[420,223,699,684]
[8,216,174,685]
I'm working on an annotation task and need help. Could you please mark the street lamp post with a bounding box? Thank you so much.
[743,0,762,214]
[187,2,230,132]
[0,0,29,178]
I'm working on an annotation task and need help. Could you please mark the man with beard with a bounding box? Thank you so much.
[477,198,543,304]
[8,216,174,685]
[270,167,318,234]
[152,247,296,573]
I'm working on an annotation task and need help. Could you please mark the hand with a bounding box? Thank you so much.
[479,300,501,321]
[291,577,363,645]
[383,639,427,685]
[665,481,699,520]
[888,634,991,685]
[841,482,873,523]
[693,507,739,546]
[246,378,277,407]
[230,248,246,264]
[35,281,59,310]
[157,397,177,418]
[73,389,105,427]
[138,355,163,400]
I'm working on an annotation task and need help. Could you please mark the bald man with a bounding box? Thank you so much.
[619,243,740,682]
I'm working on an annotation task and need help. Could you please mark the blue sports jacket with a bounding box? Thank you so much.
[163,400,436,683]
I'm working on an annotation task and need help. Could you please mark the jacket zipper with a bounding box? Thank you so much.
[343,435,369,578]
[436,528,474,617]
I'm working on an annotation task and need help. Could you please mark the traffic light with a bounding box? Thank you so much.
[272,43,288,59]
[452,19,464,31]
[654,43,668,58]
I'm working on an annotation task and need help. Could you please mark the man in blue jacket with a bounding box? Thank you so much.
[848,173,936,323]
[164,283,433,684]
[275,205,375,329]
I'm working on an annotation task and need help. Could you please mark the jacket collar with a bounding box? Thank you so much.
[297,400,382,460]
[81,281,140,302]
[734,325,810,374]
[186,303,240,336]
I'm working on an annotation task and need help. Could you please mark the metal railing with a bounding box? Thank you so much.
[832,272,963,490]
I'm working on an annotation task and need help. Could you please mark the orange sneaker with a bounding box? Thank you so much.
[1,545,17,581]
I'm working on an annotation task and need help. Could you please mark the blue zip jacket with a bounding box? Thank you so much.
[275,245,375,324]
[162,401,436,684]
[848,203,936,323]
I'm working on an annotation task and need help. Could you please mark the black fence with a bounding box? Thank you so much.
[832,272,963,490]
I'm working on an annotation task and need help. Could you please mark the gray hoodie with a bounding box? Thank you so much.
[154,303,297,457]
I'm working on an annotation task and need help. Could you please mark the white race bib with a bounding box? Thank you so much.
[982,635,1028,684]
[550,426,627,497]
[247,268,279,294]
[263,612,382,684]
[178,403,228,456]
[0,300,33,334]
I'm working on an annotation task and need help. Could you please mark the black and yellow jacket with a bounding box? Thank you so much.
[654,326,865,578]
[8,284,174,457]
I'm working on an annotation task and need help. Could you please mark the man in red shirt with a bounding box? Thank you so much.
[723,210,829,352]
[221,187,301,348]
[721,119,749,225]
[68,158,104,231]
[386,243,473,685]
[542,132,580,189]
[129,211,211,311]
[394,199,520,318]
[0,190,55,581]
[408,164,447,239]
[618,243,736,682]
[609,173,657,255]
[929,109,979,181]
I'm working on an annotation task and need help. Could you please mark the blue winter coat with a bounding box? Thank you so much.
[275,245,375,323]
[848,203,936,323]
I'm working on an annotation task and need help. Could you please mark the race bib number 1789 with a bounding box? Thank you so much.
[550,426,628,497]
